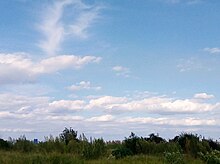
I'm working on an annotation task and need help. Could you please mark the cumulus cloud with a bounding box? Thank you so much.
[68,81,101,91]
[0,128,33,133]
[112,66,130,77]
[85,95,219,114]
[194,93,215,99]
[39,0,102,55]
[0,53,101,84]
[87,96,127,110]
[86,115,114,122]
[49,100,86,112]
[204,47,220,54]
[1,92,218,119]
[27,94,219,115]
[0,91,220,139]
[45,115,84,121]
[119,117,216,126]
[0,93,49,112]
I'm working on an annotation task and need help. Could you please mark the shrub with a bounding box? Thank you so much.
[0,139,10,150]
[112,146,133,159]
[14,135,36,152]
[82,138,107,159]
[164,151,184,164]
[198,150,220,164]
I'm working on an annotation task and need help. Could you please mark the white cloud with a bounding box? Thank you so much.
[39,0,102,55]
[86,115,114,122]
[112,66,130,77]
[204,47,220,54]
[0,53,101,84]
[0,93,49,112]
[112,66,128,72]
[120,117,216,126]
[37,55,101,73]
[86,95,218,114]
[1,92,218,118]
[194,93,215,99]
[41,94,219,115]
[87,96,127,110]
[0,91,220,140]
[49,100,86,111]
[45,115,84,121]
[68,81,101,91]
[0,128,33,133]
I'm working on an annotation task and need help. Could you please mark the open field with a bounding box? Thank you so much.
[0,152,204,164]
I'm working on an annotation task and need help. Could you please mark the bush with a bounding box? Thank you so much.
[38,135,65,153]
[0,139,10,150]
[164,151,184,164]
[66,140,81,154]
[198,150,220,164]
[14,135,36,152]
[82,138,107,159]
[112,146,133,159]
[175,133,210,157]
[124,132,141,155]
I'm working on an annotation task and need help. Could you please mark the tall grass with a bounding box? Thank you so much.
[0,151,204,164]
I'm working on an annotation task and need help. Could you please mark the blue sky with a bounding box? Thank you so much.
[0,0,220,140]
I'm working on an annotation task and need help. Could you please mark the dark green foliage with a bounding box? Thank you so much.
[82,138,107,159]
[38,135,65,153]
[145,133,166,144]
[0,138,10,150]
[124,132,141,155]
[14,135,36,152]
[59,127,78,145]
[206,139,220,151]
[112,146,133,159]
[174,133,211,158]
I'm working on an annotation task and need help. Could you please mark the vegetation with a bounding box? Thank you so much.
[0,128,219,163]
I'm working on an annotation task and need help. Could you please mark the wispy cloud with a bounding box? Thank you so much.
[166,0,202,5]
[203,47,220,54]
[112,66,130,77]
[194,93,215,100]
[38,0,71,56]
[68,6,101,39]
[177,58,205,72]
[38,0,102,56]
[68,81,101,91]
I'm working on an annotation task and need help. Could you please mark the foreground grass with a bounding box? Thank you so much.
[0,151,204,164]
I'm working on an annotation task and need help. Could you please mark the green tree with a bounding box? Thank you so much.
[59,127,78,145]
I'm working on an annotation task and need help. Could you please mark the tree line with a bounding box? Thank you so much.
[0,127,220,163]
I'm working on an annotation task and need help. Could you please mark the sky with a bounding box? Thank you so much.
[0,0,220,141]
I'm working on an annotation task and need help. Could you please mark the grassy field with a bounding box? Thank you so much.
[0,151,204,164]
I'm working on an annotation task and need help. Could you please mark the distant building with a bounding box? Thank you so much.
[33,138,38,144]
